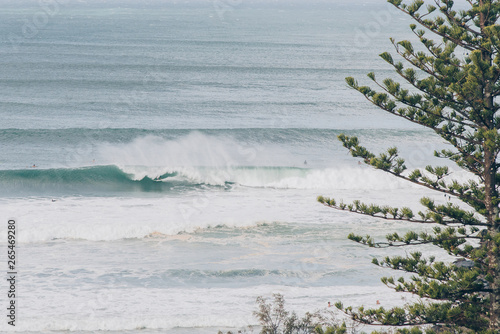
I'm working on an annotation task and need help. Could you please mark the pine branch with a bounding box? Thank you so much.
[346,77,483,146]
[335,134,488,208]
[433,0,482,37]
[319,201,436,224]
[373,79,478,131]
[386,45,492,129]
[385,54,476,122]
[388,0,484,52]
[318,198,489,228]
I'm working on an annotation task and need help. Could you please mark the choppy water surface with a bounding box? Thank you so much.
[0,1,461,332]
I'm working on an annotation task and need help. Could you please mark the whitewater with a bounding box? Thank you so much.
[0,1,471,333]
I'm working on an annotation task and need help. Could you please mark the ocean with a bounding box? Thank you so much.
[0,0,466,332]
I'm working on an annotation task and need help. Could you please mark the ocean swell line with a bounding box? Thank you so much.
[0,164,423,197]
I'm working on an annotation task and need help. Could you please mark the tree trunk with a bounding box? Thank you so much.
[485,149,500,330]
[478,2,500,328]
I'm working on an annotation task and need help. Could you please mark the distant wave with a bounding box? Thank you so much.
[0,165,196,194]
[0,127,430,144]
[0,163,421,195]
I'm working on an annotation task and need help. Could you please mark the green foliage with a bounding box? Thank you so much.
[252,294,351,334]
[314,323,347,334]
[322,0,500,332]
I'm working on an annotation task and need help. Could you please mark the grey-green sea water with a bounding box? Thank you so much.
[0,1,461,332]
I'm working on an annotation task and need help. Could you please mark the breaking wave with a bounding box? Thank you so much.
[0,163,417,195]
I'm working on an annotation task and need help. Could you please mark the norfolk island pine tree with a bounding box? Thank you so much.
[317,0,500,333]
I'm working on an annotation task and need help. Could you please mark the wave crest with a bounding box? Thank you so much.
[0,164,414,195]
